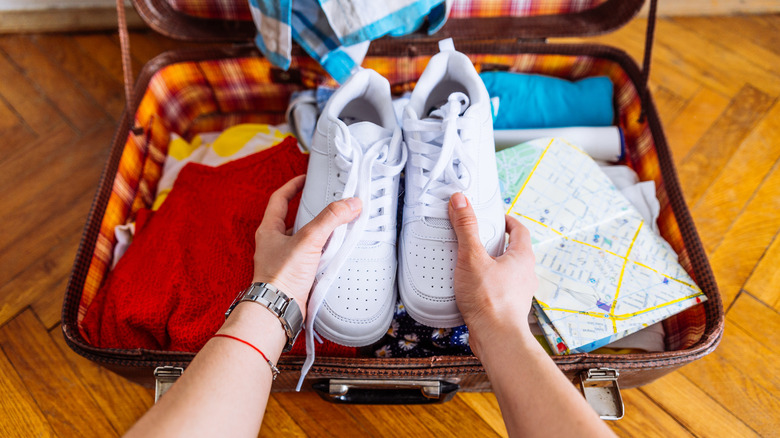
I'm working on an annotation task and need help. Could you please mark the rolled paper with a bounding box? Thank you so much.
[494,126,625,162]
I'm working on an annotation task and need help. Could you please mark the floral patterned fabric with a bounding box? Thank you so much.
[373,301,472,358]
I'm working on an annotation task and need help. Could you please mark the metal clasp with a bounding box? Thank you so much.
[154,366,184,403]
[579,368,624,420]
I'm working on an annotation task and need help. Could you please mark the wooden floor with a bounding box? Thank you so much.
[0,15,778,437]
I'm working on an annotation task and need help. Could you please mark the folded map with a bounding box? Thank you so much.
[496,138,706,354]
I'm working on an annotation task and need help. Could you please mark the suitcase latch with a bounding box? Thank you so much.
[154,366,184,403]
[579,368,624,420]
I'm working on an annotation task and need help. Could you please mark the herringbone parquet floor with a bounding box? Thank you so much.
[0,14,778,437]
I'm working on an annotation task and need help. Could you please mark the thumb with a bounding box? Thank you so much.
[448,192,488,261]
[296,197,362,249]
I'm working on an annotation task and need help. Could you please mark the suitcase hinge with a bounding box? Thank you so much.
[579,368,624,420]
[154,366,184,403]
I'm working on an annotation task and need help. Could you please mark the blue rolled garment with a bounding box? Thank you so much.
[480,71,615,129]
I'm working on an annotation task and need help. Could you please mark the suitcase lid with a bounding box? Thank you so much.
[131,0,646,43]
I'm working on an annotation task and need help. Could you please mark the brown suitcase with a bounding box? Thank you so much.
[61,0,724,414]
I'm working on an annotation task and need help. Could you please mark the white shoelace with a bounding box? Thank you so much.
[404,92,477,220]
[296,119,406,391]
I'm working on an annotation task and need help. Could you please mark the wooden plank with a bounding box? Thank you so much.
[31,34,125,120]
[639,372,759,437]
[120,31,203,66]
[663,86,730,164]
[0,94,21,132]
[345,403,441,436]
[72,34,142,86]
[404,395,501,438]
[728,293,780,355]
[0,122,111,283]
[0,6,145,33]
[0,124,37,166]
[691,101,780,254]
[711,320,780,395]
[0,188,96,319]
[642,0,780,16]
[672,16,780,78]
[0,346,55,437]
[740,15,780,57]
[458,393,508,437]
[649,20,780,97]
[676,85,775,207]
[608,388,693,438]
[32,271,72,331]
[558,20,701,100]
[0,49,67,136]
[272,392,372,437]
[0,35,109,132]
[50,325,154,435]
[0,229,80,328]
[679,347,780,437]
[744,233,780,312]
[649,85,687,129]
[707,161,780,307]
[0,123,76,202]
[0,310,118,437]
[0,121,110,250]
[582,19,746,98]
[258,396,307,437]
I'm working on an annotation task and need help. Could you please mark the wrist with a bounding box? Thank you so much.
[251,275,307,321]
[219,302,287,360]
[468,315,535,358]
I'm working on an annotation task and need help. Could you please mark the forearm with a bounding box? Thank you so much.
[124,303,286,438]
[478,322,615,438]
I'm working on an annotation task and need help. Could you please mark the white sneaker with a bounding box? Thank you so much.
[294,69,406,388]
[399,39,506,328]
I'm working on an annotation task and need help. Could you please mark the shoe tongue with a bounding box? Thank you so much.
[346,121,392,150]
[425,216,453,229]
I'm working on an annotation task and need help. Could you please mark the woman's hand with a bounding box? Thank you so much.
[252,175,362,320]
[448,192,538,357]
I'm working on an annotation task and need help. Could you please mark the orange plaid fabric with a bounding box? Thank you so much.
[79,51,706,352]
[167,0,609,21]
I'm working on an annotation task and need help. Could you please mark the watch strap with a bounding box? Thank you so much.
[225,282,303,352]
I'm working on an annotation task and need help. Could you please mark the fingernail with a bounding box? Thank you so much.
[345,197,362,212]
[451,192,467,209]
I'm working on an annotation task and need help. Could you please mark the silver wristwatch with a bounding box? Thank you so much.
[225,282,303,352]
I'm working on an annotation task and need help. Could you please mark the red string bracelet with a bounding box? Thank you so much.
[212,334,280,380]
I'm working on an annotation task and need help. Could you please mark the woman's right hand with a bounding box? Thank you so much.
[447,192,539,357]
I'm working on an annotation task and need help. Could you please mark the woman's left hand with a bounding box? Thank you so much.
[252,175,362,320]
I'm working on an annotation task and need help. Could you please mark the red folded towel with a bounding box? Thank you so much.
[82,137,357,357]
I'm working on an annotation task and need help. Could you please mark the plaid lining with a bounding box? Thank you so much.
[78,52,706,352]
[167,0,609,21]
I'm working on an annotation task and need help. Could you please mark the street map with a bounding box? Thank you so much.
[496,138,706,354]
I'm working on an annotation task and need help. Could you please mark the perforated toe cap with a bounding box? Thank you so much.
[315,243,397,345]
[398,227,462,327]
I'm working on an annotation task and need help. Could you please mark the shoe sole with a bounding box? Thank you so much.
[397,237,466,328]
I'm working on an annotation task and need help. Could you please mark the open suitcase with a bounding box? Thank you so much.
[62,0,724,417]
